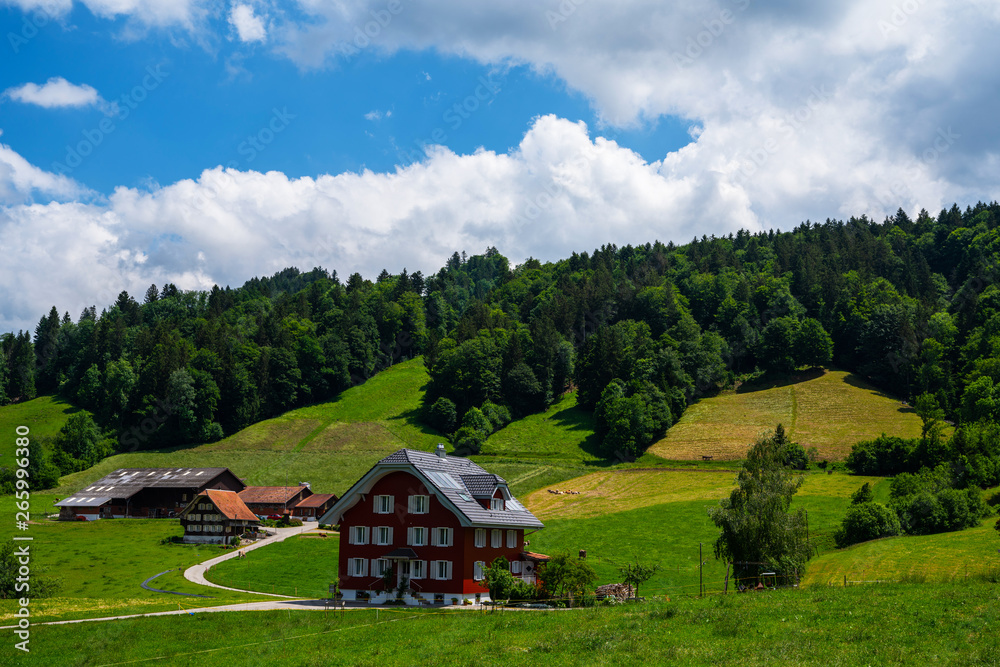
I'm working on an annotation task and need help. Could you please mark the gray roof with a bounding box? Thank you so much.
[67,467,237,501]
[321,449,543,529]
[55,496,111,507]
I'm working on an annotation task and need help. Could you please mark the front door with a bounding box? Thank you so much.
[397,561,410,590]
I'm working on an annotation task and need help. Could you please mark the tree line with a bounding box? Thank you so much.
[2,201,1000,477]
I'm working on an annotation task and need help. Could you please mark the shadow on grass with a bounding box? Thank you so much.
[736,367,826,393]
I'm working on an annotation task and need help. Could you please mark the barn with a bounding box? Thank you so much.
[54,467,245,521]
[319,444,545,605]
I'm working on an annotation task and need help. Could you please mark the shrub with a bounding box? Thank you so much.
[834,502,902,548]
[845,435,919,476]
[461,407,492,437]
[480,401,512,432]
[782,442,809,470]
[453,426,486,455]
[850,482,875,505]
[427,397,458,433]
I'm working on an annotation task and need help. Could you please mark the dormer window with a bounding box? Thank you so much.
[490,498,504,511]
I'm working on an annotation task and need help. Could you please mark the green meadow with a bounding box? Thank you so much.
[204,532,340,599]
[0,394,82,469]
[24,583,1000,666]
[0,518,272,624]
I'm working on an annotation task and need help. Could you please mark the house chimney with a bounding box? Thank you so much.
[436,443,447,458]
[299,482,310,489]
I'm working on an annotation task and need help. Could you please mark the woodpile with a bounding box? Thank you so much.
[595,583,635,601]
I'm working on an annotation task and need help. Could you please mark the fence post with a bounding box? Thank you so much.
[844,574,847,587]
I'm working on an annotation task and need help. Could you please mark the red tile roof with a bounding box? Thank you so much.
[294,493,337,508]
[203,489,259,522]
[238,486,309,504]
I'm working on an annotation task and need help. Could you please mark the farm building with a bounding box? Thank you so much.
[291,493,338,520]
[179,489,261,544]
[238,484,314,516]
[319,444,545,605]
[54,467,245,521]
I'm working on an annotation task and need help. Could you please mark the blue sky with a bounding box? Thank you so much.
[0,0,998,333]
[0,5,691,194]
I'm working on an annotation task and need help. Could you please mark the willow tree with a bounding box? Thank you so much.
[709,425,811,586]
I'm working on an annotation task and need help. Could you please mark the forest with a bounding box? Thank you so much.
[2,201,1000,487]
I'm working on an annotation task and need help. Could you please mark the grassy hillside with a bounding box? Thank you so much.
[649,369,924,462]
[0,394,82,468]
[27,583,1000,666]
[802,519,1000,587]
[53,358,447,497]
[526,469,888,595]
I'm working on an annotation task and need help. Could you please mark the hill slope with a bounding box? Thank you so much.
[649,369,924,461]
[54,358,446,497]
[0,394,82,468]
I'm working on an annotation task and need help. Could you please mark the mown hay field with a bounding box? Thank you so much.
[649,369,924,462]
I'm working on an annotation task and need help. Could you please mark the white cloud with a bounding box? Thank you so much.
[4,77,118,116]
[229,3,266,43]
[264,0,1000,225]
[0,115,759,332]
[0,131,89,205]
[364,109,391,121]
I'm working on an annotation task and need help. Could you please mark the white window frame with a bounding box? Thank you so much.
[411,560,426,580]
[490,498,504,511]
[374,495,394,514]
[373,558,390,577]
[409,495,430,514]
[350,526,369,545]
[432,560,453,580]
[432,527,453,547]
[474,528,486,548]
[507,530,517,549]
[511,560,522,574]
[376,526,393,546]
[408,526,427,547]
[473,560,485,581]
[491,529,502,548]
[350,558,368,577]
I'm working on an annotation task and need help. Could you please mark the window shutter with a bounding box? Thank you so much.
[407,527,414,545]
[374,496,379,513]
[407,496,414,513]
[363,559,369,577]
[447,561,453,580]
[387,526,393,544]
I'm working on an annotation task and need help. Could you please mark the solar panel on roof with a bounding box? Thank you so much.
[425,470,463,490]
[506,498,526,512]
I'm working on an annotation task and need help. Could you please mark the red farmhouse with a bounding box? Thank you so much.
[320,445,544,605]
